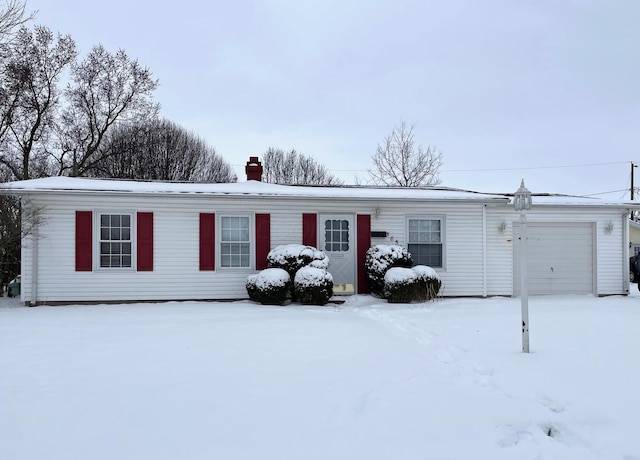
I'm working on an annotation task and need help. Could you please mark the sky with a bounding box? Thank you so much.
[20,0,640,197]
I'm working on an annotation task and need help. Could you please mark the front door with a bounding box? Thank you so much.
[319,214,355,294]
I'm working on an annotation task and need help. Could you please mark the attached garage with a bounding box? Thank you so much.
[513,222,595,295]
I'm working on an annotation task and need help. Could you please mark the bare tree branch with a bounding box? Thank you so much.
[262,148,343,185]
[368,121,442,187]
[0,0,35,44]
[56,45,159,177]
[88,118,237,182]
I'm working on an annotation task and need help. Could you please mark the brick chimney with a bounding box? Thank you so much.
[245,156,263,181]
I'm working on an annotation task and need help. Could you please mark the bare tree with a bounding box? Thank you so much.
[0,166,44,289]
[0,26,76,180]
[0,0,35,44]
[90,118,237,182]
[55,45,159,177]
[368,121,442,187]
[262,148,343,185]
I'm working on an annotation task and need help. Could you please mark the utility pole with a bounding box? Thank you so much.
[632,162,637,200]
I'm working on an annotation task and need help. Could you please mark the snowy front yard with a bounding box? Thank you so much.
[1,294,639,460]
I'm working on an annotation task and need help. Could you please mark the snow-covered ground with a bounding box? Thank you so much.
[1,293,639,460]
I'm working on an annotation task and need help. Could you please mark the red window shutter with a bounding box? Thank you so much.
[357,214,371,294]
[137,212,154,271]
[200,213,215,271]
[255,214,271,270]
[75,211,93,271]
[302,213,317,247]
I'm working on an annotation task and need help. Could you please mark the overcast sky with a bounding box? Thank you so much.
[23,0,640,197]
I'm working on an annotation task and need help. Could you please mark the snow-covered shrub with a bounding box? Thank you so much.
[365,244,413,297]
[246,268,291,305]
[267,244,329,277]
[412,265,442,301]
[383,267,419,303]
[293,267,333,306]
[382,266,442,303]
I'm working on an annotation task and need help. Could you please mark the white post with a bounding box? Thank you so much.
[520,212,530,353]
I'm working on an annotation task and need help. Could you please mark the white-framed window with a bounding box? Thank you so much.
[324,218,350,252]
[220,215,251,268]
[407,216,444,268]
[98,212,133,268]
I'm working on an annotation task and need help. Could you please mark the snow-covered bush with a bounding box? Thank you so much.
[365,244,413,297]
[293,267,333,306]
[246,268,291,305]
[267,244,329,277]
[383,267,419,303]
[412,265,442,301]
[382,266,442,303]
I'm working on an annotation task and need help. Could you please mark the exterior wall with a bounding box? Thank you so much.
[19,191,630,304]
[485,206,628,296]
[21,193,491,303]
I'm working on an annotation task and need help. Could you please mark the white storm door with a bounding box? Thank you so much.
[320,214,356,294]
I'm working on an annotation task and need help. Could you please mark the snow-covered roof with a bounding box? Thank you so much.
[0,176,637,207]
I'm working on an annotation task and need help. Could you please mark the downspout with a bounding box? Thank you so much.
[623,211,630,294]
[30,225,38,306]
[482,204,487,297]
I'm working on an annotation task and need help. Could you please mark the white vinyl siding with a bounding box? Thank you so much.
[15,192,630,304]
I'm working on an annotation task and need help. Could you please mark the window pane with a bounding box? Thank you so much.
[100,255,109,267]
[112,215,120,227]
[122,256,131,267]
[240,227,249,241]
[409,243,442,268]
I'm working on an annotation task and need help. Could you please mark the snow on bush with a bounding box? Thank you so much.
[412,265,442,301]
[246,268,291,305]
[293,266,334,306]
[365,244,413,297]
[383,267,418,303]
[383,266,442,303]
[267,244,330,277]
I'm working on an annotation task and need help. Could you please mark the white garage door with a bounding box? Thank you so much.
[513,222,594,295]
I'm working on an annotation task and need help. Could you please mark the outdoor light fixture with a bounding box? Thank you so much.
[514,179,532,212]
[514,179,532,353]
[605,221,614,234]
[498,220,507,233]
[375,207,382,219]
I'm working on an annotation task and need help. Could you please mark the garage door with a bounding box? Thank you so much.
[513,222,594,295]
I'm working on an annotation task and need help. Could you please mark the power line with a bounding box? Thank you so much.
[441,161,628,173]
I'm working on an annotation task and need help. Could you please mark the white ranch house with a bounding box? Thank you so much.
[1,159,637,305]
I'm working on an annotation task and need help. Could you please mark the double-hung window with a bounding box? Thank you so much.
[99,213,132,268]
[221,216,250,267]
[407,217,444,268]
